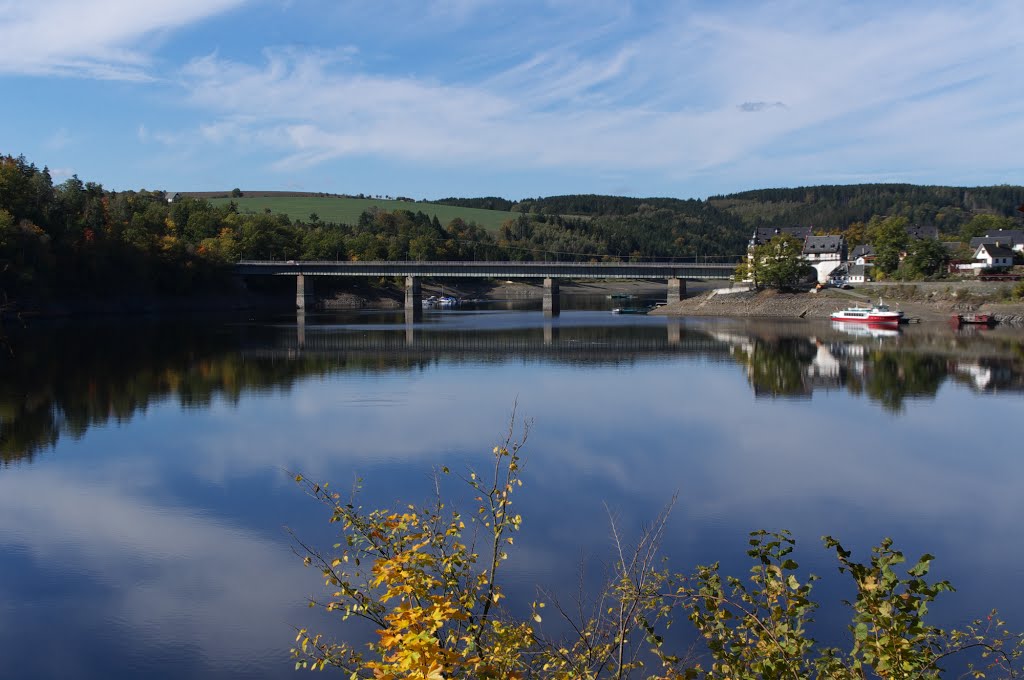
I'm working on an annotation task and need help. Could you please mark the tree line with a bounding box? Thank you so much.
[710,183,1024,235]
[5,152,1023,302]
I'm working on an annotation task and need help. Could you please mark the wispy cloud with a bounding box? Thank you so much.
[0,0,248,79]
[159,1,1023,192]
[11,1,1016,195]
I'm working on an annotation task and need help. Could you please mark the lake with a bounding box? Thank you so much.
[2,304,1023,679]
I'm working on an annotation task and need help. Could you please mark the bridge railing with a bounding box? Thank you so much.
[235,259,740,279]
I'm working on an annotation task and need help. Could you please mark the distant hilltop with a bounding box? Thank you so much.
[173,190,415,201]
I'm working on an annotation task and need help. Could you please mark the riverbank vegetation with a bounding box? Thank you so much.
[4,152,1022,307]
[733,234,813,289]
[289,432,1024,678]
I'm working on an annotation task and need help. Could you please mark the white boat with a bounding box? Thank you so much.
[436,296,458,306]
[830,299,903,325]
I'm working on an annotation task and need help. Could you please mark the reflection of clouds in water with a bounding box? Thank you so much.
[0,471,321,676]
[178,358,1024,543]
[11,350,1019,666]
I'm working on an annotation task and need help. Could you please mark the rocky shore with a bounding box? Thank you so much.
[650,282,1024,327]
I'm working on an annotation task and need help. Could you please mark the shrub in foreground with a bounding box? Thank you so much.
[289,428,1023,679]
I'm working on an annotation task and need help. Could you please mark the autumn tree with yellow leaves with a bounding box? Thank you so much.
[289,420,1024,679]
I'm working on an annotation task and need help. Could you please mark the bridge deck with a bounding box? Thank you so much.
[235,260,737,279]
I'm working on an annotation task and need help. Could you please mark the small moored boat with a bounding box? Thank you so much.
[951,312,994,327]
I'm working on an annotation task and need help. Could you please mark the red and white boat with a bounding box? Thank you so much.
[830,300,903,326]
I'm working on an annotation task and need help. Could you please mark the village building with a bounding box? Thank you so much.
[748,226,813,247]
[972,243,1015,271]
[850,244,875,265]
[802,235,846,283]
[905,225,939,240]
[969,229,1024,253]
[827,263,867,287]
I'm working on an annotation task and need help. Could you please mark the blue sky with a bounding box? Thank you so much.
[1,0,1021,200]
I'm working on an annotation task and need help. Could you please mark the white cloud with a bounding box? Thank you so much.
[48,166,75,180]
[160,1,1023,190]
[0,0,248,79]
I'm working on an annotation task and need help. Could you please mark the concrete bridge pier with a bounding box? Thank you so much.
[296,274,314,310]
[405,276,423,322]
[543,278,560,317]
[297,310,307,349]
[667,278,686,304]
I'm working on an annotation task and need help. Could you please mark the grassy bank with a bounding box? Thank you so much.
[206,195,513,232]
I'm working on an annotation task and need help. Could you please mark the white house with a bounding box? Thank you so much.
[803,235,846,283]
[972,243,1015,270]
[850,244,875,266]
[827,263,868,286]
[847,264,867,283]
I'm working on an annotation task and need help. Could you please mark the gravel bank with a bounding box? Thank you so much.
[651,285,1024,327]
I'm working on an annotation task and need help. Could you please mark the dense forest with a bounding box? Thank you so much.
[3,152,1022,304]
[709,184,1024,233]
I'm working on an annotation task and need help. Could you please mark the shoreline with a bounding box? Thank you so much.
[9,279,1024,326]
[650,282,1024,326]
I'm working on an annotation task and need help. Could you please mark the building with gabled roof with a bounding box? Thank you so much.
[802,235,846,283]
[827,262,868,285]
[969,229,1024,253]
[850,244,875,264]
[749,226,813,247]
[906,225,939,240]
[972,243,1015,270]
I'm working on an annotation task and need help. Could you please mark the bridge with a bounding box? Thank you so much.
[234,260,739,317]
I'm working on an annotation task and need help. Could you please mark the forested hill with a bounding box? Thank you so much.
[439,194,708,217]
[708,184,1024,232]
[441,185,1024,233]
[4,148,1024,307]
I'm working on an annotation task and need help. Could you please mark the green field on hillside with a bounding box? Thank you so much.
[206,196,513,232]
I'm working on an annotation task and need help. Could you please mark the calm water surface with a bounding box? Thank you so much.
[2,305,1023,679]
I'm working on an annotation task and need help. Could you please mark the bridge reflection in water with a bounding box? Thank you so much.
[279,313,721,362]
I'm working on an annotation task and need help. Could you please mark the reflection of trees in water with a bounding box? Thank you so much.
[740,338,817,398]
[862,351,947,413]
[733,333,1024,413]
[0,322,435,465]
[3,320,1024,464]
